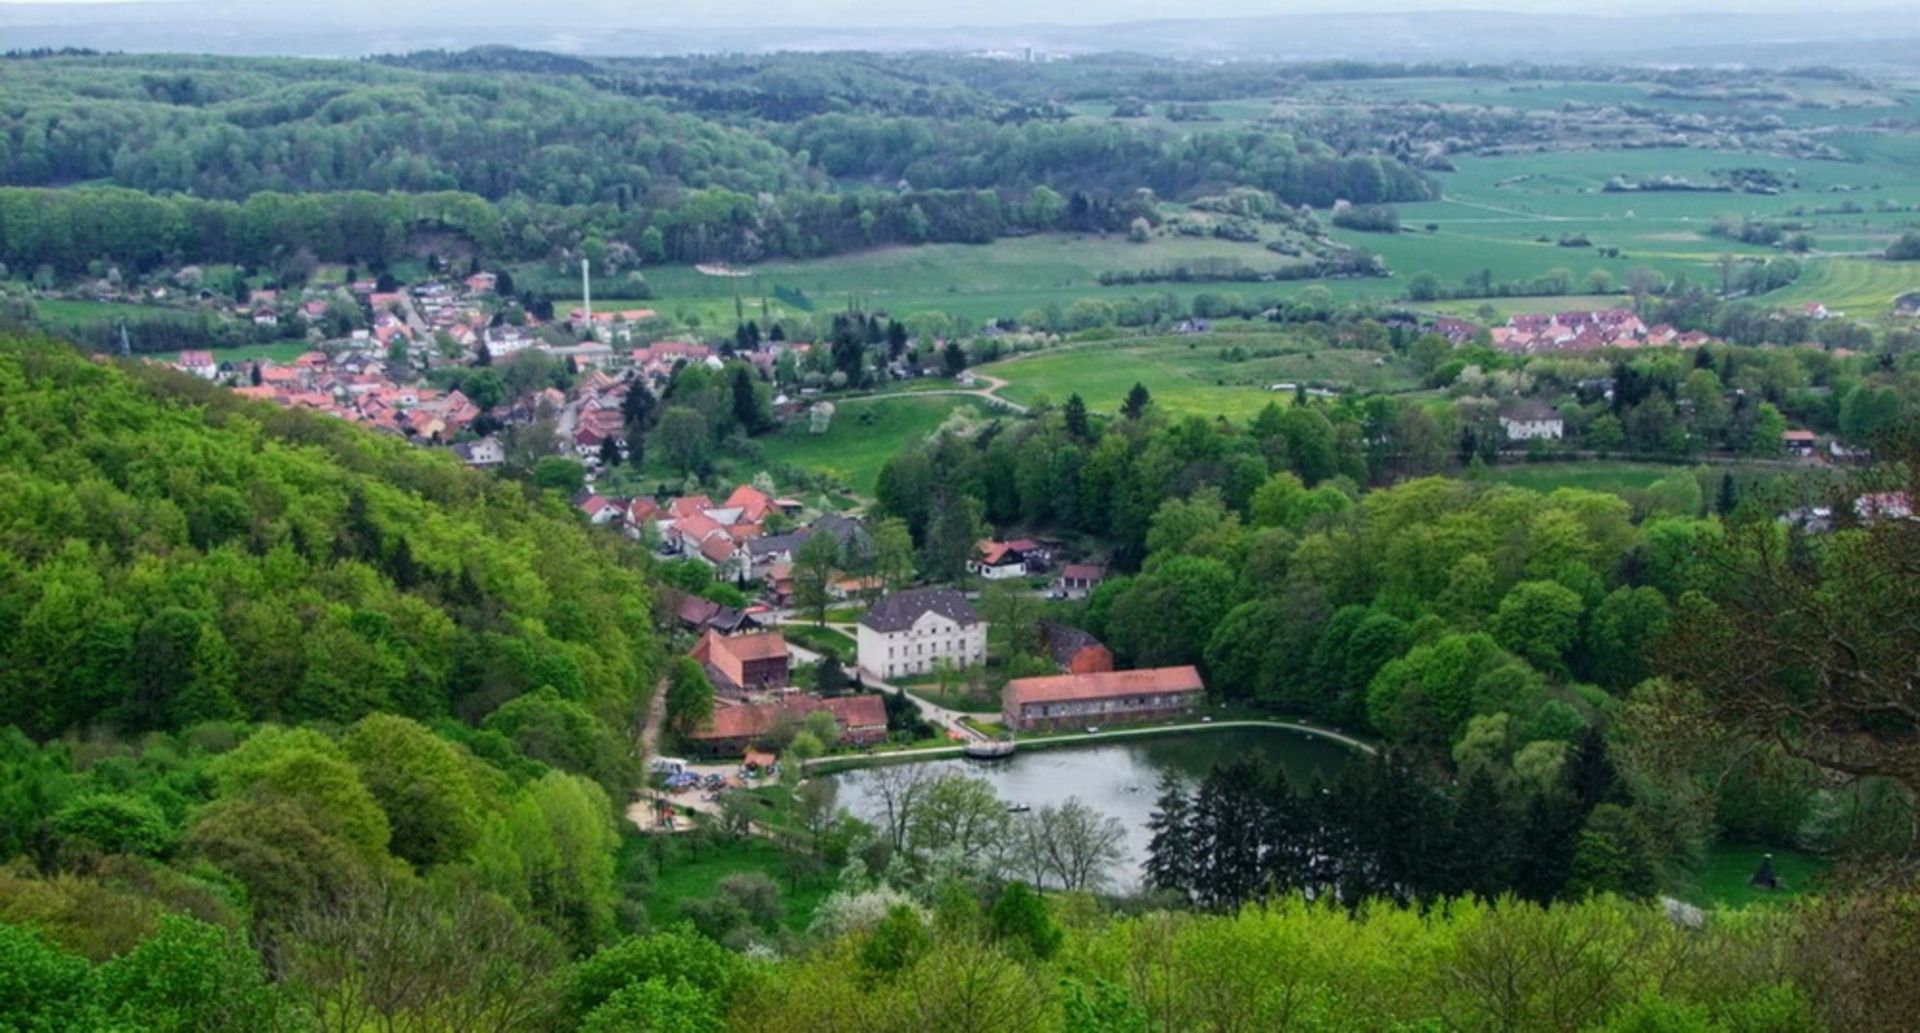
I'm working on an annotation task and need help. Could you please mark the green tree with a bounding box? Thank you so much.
[95,915,293,1033]
[1491,581,1586,675]
[658,406,709,474]
[341,713,483,866]
[791,531,841,626]
[665,657,717,744]
[987,882,1062,960]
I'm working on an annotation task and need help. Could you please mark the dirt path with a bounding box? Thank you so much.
[840,372,1028,415]
[626,676,677,832]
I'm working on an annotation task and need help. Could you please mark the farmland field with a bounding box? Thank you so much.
[1749,258,1920,318]
[558,230,1318,329]
[981,333,1421,419]
[554,135,1920,332]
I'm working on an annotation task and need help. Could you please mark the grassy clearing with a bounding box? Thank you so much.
[983,333,1419,420]
[1475,460,1799,498]
[628,833,835,933]
[757,394,991,493]
[1680,844,1829,910]
[1476,462,1691,495]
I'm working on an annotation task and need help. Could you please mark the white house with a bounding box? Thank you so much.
[970,539,1030,580]
[857,588,987,681]
[452,436,505,468]
[1498,401,1565,442]
[176,350,219,380]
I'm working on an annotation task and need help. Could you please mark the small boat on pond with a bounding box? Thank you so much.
[965,739,1016,760]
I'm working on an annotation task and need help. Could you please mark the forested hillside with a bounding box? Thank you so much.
[0,337,674,1026]
[0,52,1433,269]
[0,339,659,744]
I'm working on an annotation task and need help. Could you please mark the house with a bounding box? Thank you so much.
[857,588,987,680]
[573,492,623,525]
[669,591,760,637]
[539,341,616,368]
[1054,563,1107,600]
[1039,621,1114,675]
[1002,666,1206,732]
[176,350,219,380]
[1783,428,1818,457]
[971,539,1030,580]
[690,629,792,696]
[451,436,505,468]
[686,694,889,755]
[1498,401,1565,442]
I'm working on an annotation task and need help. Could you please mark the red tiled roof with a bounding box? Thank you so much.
[1061,564,1106,581]
[976,540,1017,565]
[670,495,714,520]
[1004,666,1205,707]
[692,694,886,742]
[699,536,737,565]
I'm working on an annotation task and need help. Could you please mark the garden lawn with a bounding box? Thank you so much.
[780,624,857,660]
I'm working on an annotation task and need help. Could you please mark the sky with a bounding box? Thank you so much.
[0,0,1903,21]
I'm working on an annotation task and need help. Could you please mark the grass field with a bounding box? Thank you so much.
[1681,844,1829,910]
[31,298,200,327]
[1477,460,1804,499]
[982,333,1420,420]
[555,231,1319,328]
[152,341,319,365]
[1749,258,1920,318]
[630,833,835,933]
[1478,462,1694,494]
[758,394,991,493]
[542,131,1920,329]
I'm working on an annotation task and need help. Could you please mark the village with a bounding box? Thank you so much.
[606,480,1208,797]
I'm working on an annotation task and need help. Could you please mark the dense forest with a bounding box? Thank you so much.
[0,52,1433,269]
[3,334,1919,1027]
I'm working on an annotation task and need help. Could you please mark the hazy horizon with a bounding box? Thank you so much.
[3,0,1914,63]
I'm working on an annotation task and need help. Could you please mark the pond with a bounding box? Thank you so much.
[829,726,1360,889]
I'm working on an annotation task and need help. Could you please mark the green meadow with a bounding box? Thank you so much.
[569,135,1920,332]
[981,333,1421,420]
[756,394,992,493]
[561,231,1315,329]
[1751,258,1920,318]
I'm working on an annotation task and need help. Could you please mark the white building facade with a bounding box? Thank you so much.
[856,589,987,680]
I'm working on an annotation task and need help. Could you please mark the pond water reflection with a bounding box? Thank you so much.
[830,727,1358,888]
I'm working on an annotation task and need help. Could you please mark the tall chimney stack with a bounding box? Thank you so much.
[580,258,592,339]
